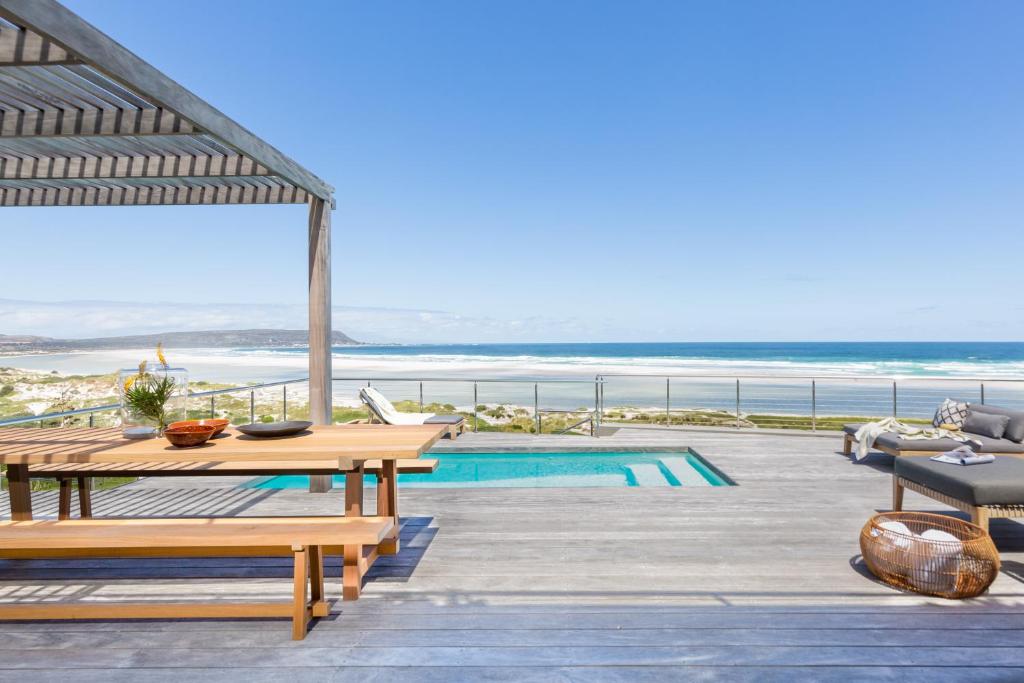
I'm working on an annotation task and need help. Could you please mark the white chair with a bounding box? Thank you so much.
[359,387,465,438]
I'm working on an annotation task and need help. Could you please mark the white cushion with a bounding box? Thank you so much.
[933,399,969,428]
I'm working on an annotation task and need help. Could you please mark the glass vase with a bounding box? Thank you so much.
[118,366,188,438]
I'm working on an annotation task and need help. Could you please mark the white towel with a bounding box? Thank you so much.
[872,520,914,553]
[853,418,981,461]
[909,529,963,594]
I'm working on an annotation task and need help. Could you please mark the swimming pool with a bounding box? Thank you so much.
[250,450,732,489]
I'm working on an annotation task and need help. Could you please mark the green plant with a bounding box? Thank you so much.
[121,345,178,432]
[122,367,177,432]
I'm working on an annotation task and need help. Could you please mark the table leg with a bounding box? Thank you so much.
[378,459,400,555]
[6,464,32,521]
[344,466,363,517]
[77,477,92,518]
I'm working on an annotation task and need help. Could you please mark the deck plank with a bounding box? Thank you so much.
[0,428,1022,680]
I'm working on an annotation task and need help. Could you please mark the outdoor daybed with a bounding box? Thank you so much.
[360,387,466,439]
[843,404,1024,458]
[893,455,1024,532]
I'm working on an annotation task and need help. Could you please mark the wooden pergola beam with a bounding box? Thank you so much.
[0,182,308,207]
[0,153,270,180]
[0,0,333,201]
[0,23,79,66]
[0,107,198,138]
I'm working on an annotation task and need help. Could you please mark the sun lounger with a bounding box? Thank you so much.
[842,404,1024,458]
[893,456,1024,532]
[359,386,465,439]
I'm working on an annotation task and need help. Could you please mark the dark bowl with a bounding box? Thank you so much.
[235,421,313,438]
[168,419,230,437]
[164,424,216,448]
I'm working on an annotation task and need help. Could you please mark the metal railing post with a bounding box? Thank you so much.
[811,380,817,432]
[594,377,601,437]
[665,377,671,425]
[981,382,986,405]
[210,395,215,419]
[534,383,540,434]
[892,381,898,418]
[283,385,288,421]
[735,379,741,428]
[473,382,479,432]
[419,381,424,412]
[88,414,94,428]
[250,390,256,424]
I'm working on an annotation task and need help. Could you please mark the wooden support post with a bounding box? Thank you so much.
[308,195,333,494]
[892,477,904,511]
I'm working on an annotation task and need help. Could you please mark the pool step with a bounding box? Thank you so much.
[659,457,712,487]
[625,463,672,487]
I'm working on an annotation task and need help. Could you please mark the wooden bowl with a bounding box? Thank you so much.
[164,424,216,448]
[168,419,230,437]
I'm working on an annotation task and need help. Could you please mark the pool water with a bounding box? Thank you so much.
[250,451,732,489]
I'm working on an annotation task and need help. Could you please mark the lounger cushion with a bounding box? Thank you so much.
[966,435,1024,453]
[962,412,1010,439]
[968,404,1024,443]
[842,423,1024,454]
[843,424,865,437]
[895,456,1024,506]
[873,433,970,453]
[424,415,464,425]
[875,433,1024,454]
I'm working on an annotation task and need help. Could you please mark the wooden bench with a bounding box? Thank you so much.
[0,516,393,639]
[27,458,439,521]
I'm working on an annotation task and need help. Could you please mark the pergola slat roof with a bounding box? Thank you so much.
[0,0,335,437]
[0,5,333,207]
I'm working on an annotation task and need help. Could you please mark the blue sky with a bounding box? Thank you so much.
[4,0,1023,342]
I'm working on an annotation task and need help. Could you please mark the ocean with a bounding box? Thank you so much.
[6,342,1024,418]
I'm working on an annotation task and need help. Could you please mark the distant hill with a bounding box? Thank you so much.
[0,329,360,353]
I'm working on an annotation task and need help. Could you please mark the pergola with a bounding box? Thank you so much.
[0,0,335,431]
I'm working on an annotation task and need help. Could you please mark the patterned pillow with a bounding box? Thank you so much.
[933,399,969,429]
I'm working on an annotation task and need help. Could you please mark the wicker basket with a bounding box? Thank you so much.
[860,512,1000,599]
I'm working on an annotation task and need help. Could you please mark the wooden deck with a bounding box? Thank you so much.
[1,427,1023,681]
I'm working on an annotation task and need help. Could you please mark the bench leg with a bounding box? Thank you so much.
[971,507,990,533]
[58,479,72,521]
[77,477,92,518]
[309,545,326,611]
[343,544,361,601]
[892,477,904,511]
[843,435,853,456]
[292,545,310,640]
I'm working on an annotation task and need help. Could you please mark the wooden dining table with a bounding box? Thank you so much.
[0,424,447,569]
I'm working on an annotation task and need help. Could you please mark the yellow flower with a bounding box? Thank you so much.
[123,375,136,391]
[156,343,168,368]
